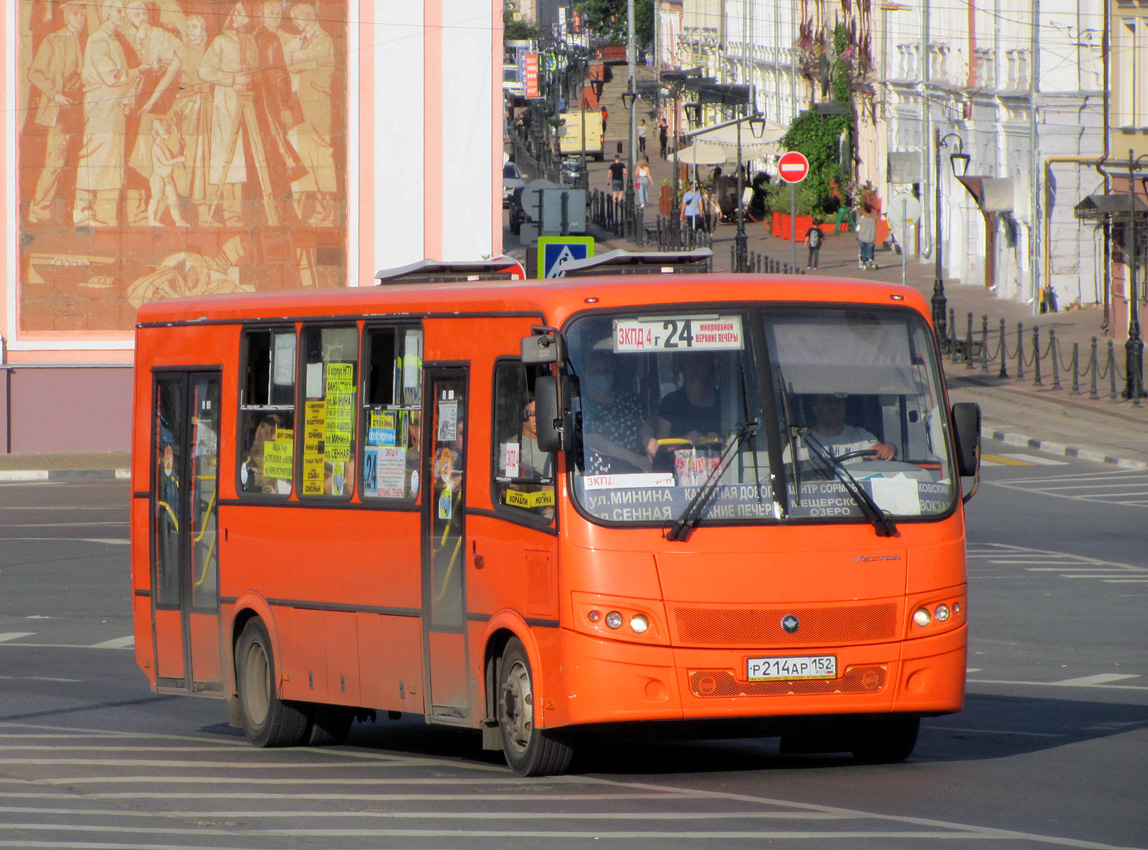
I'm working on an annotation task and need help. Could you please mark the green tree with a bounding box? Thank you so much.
[576,0,654,46]
[765,110,853,218]
[505,14,542,42]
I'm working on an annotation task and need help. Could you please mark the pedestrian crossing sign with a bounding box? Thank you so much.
[538,236,594,279]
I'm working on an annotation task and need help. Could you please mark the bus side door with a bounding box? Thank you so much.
[422,368,471,722]
[150,371,224,694]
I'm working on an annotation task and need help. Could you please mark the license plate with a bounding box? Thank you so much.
[747,655,837,681]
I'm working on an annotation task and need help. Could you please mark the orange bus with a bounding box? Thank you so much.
[130,271,980,775]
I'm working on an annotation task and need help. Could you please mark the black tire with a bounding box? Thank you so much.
[306,705,354,746]
[850,716,920,763]
[498,638,573,776]
[235,619,310,747]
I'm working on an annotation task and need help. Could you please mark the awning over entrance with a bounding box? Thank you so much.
[688,119,787,160]
[1074,193,1148,222]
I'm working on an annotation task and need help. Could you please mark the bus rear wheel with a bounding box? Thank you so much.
[235,619,309,747]
[850,716,920,763]
[497,638,573,776]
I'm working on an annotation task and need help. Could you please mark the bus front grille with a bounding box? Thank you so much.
[673,603,898,647]
[688,666,888,698]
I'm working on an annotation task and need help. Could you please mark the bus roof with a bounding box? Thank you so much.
[134,275,933,330]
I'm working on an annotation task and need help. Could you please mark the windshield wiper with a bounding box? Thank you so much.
[802,433,898,537]
[665,421,757,543]
[775,367,802,506]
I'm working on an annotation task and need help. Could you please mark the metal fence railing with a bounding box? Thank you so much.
[945,310,1145,405]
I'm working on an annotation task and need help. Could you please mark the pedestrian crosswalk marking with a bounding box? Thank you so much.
[0,633,134,649]
[981,453,1068,466]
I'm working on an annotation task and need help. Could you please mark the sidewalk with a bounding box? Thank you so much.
[0,452,130,482]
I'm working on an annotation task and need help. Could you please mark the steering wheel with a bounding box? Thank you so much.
[832,449,879,463]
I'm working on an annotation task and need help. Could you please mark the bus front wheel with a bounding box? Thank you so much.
[497,638,573,776]
[850,716,920,763]
[235,619,310,747]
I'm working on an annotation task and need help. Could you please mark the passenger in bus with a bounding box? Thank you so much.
[520,398,553,480]
[580,349,658,475]
[242,412,291,493]
[655,353,722,444]
[796,393,895,462]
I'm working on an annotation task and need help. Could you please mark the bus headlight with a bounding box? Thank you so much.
[912,607,932,627]
[934,604,951,622]
[629,614,649,634]
[605,611,623,629]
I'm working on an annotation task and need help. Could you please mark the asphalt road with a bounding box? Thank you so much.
[0,454,1144,849]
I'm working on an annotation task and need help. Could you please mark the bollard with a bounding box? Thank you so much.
[730,245,736,273]
[1070,342,1080,395]
[965,312,974,368]
[1033,326,1042,386]
[1016,322,1024,380]
[1108,340,1118,400]
[1090,337,1099,399]
[981,315,990,373]
[999,319,1008,378]
[1050,329,1061,390]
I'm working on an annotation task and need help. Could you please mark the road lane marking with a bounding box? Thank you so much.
[998,453,1069,465]
[1052,673,1140,686]
[0,634,34,643]
[87,637,134,649]
[969,677,1148,691]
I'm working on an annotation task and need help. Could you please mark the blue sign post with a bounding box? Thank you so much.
[538,236,595,279]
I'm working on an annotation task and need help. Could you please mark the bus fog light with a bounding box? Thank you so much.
[605,611,623,629]
[587,610,601,623]
[934,604,951,622]
[629,615,649,634]
[912,607,931,627]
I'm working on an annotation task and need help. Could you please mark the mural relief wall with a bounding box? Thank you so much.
[17,0,347,333]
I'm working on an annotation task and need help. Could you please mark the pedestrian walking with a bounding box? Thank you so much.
[856,205,878,270]
[680,183,703,230]
[638,119,647,155]
[608,153,627,203]
[635,156,652,208]
[600,105,608,137]
[805,224,823,270]
[658,117,668,158]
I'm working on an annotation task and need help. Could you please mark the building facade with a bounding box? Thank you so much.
[1,0,504,453]
[678,0,1110,320]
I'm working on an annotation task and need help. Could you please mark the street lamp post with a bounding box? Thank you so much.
[1124,149,1148,402]
[933,130,969,342]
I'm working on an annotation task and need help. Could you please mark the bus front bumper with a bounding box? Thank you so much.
[550,625,966,728]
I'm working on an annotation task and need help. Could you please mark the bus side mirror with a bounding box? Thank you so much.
[522,331,558,364]
[536,375,575,452]
[951,401,980,477]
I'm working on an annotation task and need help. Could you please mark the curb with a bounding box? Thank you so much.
[0,468,131,483]
[987,429,1148,471]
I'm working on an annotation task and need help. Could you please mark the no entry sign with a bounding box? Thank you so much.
[778,151,810,184]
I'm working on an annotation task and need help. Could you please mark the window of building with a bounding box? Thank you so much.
[492,361,555,522]
[360,326,423,501]
[239,328,297,496]
[300,325,359,498]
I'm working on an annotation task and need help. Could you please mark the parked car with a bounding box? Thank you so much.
[503,161,525,208]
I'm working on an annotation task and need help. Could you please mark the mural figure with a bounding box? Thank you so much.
[126,0,184,225]
[75,0,138,228]
[26,0,86,225]
[254,0,305,210]
[172,14,210,216]
[285,3,337,226]
[148,116,189,226]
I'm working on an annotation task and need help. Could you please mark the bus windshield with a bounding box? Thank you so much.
[566,306,957,527]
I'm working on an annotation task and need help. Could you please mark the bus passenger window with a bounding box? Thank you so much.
[300,325,359,498]
[361,326,423,501]
[239,329,296,496]
[492,362,555,521]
